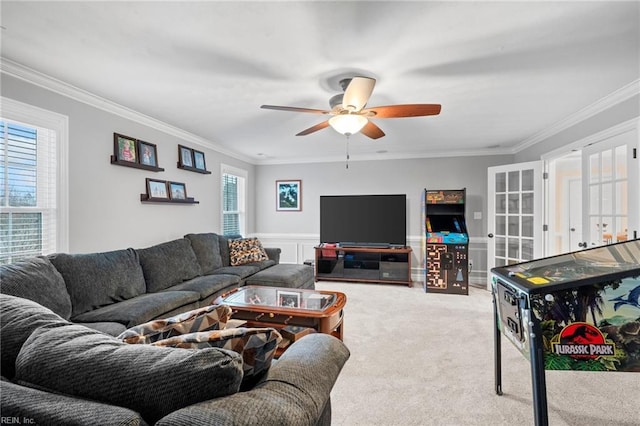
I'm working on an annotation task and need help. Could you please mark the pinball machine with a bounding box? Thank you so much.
[491,239,640,426]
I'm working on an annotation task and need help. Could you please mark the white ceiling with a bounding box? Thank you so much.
[1,1,639,165]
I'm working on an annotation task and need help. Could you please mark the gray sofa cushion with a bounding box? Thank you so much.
[1,378,148,426]
[184,233,223,274]
[0,294,69,379]
[71,291,201,328]
[77,321,128,337]
[0,257,72,319]
[164,274,240,299]
[49,248,146,317]
[15,323,243,424]
[212,264,261,279]
[245,264,315,289]
[137,239,202,293]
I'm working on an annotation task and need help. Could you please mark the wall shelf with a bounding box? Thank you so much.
[111,156,164,172]
[177,163,211,174]
[140,194,199,204]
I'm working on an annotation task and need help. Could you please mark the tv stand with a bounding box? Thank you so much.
[314,246,412,286]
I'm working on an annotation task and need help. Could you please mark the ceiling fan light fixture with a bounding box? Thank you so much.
[329,114,368,136]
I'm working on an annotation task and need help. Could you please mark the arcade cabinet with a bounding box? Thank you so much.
[422,189,469,295]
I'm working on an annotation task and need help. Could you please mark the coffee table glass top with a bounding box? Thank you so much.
[220,286,336,312]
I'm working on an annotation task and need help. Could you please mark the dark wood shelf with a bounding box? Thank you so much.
[111,156,164,172]
[140,194,199,204]
[177,163,211,174]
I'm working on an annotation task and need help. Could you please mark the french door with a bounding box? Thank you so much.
[487,161,543,289]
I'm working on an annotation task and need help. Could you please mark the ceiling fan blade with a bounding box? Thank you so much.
[342,77,376,112]
[363,104,442,118]
[360,121,385,139]
[261,105,330,114]
[296,121,330,136]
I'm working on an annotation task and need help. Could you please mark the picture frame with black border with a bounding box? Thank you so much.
[168,181,187,200]
[193,149,207,171]
[114,133,138,163]
[146,178,169,200]
[178,145,194,168]
[138,140,158,168]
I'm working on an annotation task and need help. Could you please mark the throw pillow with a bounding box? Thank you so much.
[228,237,268,266]
[15,324,243,424]
[152,327,282,382]
[137,238,202,293]
[0,257,72,319]
[118,304,233,344]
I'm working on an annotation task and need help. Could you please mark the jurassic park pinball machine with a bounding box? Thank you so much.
[491,239,640,426]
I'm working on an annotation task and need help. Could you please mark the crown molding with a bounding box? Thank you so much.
[513,79,640,153]
[0,58,254,164]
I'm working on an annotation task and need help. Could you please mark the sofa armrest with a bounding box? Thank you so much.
[264,247,281,264]
[155,333,350,426]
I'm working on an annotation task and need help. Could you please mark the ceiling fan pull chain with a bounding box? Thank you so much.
[345,135,350,169]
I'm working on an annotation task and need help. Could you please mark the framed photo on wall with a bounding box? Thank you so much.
[114,133,138,163]
[193,150,206,171]
[169,181,187,200]
[276,180,302,211]
[138,140,158,167]
[146,178,169,200]
[178,145,194,168]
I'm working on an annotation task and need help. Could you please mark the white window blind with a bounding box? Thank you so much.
[0,119,57,264]
[221,165,246,237]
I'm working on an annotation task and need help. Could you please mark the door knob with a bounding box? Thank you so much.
[488,233,494,238]
[578,242,587,248]
[570,228,575,232]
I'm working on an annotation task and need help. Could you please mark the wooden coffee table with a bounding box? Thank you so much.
[215,286,346,343]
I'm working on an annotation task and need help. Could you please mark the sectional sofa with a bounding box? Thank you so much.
[1,232,315,336]
[0,232,348,425]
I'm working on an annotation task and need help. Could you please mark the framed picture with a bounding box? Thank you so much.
[277,290,301,308]
[114,133,138,163]
[138,140,158,167]
[168,181,187,200]
[276,180,302,211]
[178,145,194,168]
[146,178,169,200]
[193,149,206,171]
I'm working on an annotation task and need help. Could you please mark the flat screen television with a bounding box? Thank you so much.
[320,194,407,247]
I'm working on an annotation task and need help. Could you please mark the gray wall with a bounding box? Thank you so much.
[2,74,256,253]
[255,156,514,240]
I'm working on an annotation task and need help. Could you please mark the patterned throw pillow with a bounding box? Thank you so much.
[228,238,268,266]
[118,304,232,344]
[152,327,282,381]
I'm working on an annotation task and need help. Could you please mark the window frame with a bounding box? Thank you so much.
[1,97,69,260]
[220,163,247,237]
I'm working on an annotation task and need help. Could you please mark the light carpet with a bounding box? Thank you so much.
[315,281,639,426]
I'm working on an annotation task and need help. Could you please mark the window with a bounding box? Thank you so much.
[221,164,246,237]
[0,98,68,264]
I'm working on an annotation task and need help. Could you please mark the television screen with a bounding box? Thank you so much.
[320,194,407,247]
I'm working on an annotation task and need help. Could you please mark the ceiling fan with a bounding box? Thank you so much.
[260,77,441,139]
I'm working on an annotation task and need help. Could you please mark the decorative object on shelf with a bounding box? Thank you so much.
[193,150,207,171]
[138,140,159,168]
[168,181,187,200]
[141,178,198,204]
[276,180,302,211]
[177,144,211,174]
[146,178,169,200]
[178,145,194,168]
[111,133,164,171]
